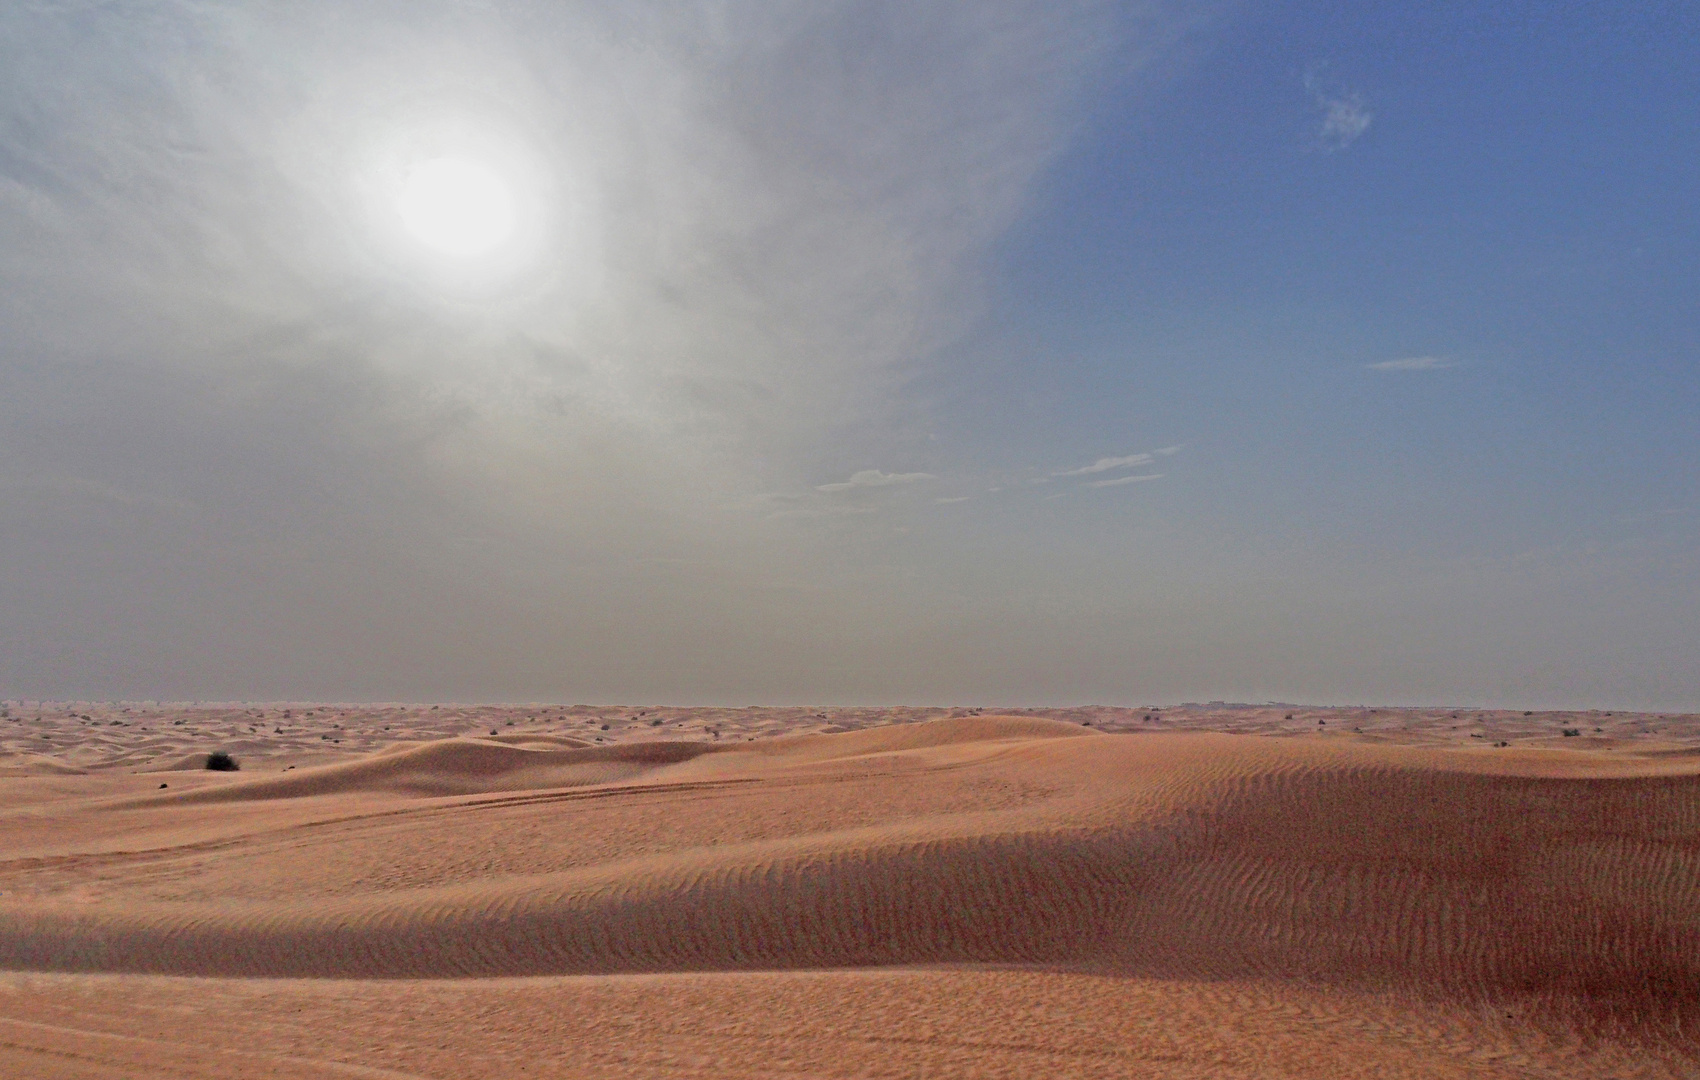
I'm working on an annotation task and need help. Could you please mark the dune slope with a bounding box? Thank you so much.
[0,718,1693,1028]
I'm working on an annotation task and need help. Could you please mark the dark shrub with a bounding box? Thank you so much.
[205,751,240,771]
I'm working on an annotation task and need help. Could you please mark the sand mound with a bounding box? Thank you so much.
[133,736,716,803]
[731,712,1093,758]
[0,753,86,776]
[0,722,1696,1030]
[481,733,594,750]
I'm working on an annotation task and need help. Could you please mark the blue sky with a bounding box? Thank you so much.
[1,2,1695,706]
[972,1,1698,539]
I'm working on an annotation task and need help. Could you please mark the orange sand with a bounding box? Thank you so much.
[1,704,1696,1077]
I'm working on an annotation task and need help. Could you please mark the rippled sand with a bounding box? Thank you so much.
[1,704,1696,1077]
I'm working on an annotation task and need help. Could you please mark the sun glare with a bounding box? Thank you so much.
[396,158,515,257]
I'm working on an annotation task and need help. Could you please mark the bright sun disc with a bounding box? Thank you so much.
[397,158,515,256]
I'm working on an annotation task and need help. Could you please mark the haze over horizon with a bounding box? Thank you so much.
[2,2,1696,710]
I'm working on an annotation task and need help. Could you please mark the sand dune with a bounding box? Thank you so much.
[5,723,1697,996]
[1,713,1696,1076]
[140,736,709,803]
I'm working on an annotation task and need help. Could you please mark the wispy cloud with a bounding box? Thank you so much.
[1086,473,1163,489]
[816,469,936,493]
[1366,356,1455,371]
[1306,70,1371,151]
[1055,444,1180,478]
[1055,453,1153,477]
[934,496,971,504]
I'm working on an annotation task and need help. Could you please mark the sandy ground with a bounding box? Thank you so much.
[1,702,1697,1078]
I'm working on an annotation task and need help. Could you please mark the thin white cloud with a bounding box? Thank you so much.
[1055,453,1154,477]
[934,496,971,504]
[1367,356,1455,371]
[1086,473,1163,488]
[1306,71,1371,151]
[815,469,936,493]
[1154,445,1182,456]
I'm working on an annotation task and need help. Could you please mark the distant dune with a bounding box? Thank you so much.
[140,735,704,803]
[1,710,1696,1077]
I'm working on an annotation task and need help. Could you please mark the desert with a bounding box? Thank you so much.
[7,1,1697,1077]
[1,702,1697,1077]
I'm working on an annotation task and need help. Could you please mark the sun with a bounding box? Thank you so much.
[396,158,516,256]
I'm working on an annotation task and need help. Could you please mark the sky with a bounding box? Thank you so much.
[1,1,1695,708]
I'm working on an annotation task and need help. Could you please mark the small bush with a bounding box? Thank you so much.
[205,751,240,771]
[1562,728,1580,737]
